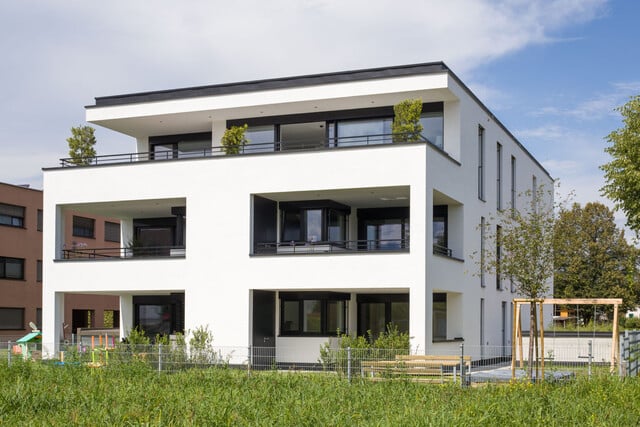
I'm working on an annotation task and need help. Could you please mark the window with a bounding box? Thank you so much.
[480,298,485,356]
[478,126,485,200]
[0,257,24,280]
[104,221,121,243]
[37,209,43,231]
[532,175,538,213]
[496,225,502,290]
[358,207,410,251]
[149,132,212,159]
[433,205,449,255]
[103,310,120,328]
[496,143,502,210]
[280,201,348,245]
[36,260,42,282]
[336,118,393,146]
[36,308,42,329]
[432,293,447,341]
[0,203,25,228]
[0,307,24,329]
[279,292,349,336]
[480,217,486,288]
[357,294,409,339]
[510,156,516,211]
[72,216,95,238]
[245,125,276,153]
[420,111,444,149]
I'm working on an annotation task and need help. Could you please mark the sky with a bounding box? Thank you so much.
[1,0,638,230]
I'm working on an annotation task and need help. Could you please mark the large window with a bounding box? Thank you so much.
[432,293,447,341]
[497,142,503,210]
[104,221,121,243]
[0,307,24,330]
[280,292,349,336]
[0,203,25,228]
[0,257,24,280]
[335,118,393,147]
[280,201,348,244]
[433,205,448,255]
[510,156,516,211]
[496,225,502,290]
[245,125,276,153]
[72,216,95,238]
[420,111,444,149]
[357,294,409,339]
[480,217,486,288]
[478,126,485,200]
[358,207,409,251]
[150,132,211,159]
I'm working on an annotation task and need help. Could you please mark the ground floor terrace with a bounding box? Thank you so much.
[44,287,476,364]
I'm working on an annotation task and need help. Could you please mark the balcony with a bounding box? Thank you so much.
[59,133,429,167]
[252,187,410,256]
[62,245,185,260]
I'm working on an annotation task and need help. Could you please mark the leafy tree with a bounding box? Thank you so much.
[480,186,555,378]
[392,99,423,142]
[66,125,97,165]
[601,95,640,234]
[221,124,248,154]
[553,202,640,317]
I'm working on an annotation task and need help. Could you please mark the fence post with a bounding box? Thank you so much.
[347,347,352,383]
[589,340,593,379]
[158,344,162,372]
[460,343,466,388]
[7,341,11,367]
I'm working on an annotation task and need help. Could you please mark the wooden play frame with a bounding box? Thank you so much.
[511,298,622,380]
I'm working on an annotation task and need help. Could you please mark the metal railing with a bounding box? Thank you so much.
[61,245,185,260]
[59,133,428,167]
[433,244,453,257]
[254,238,409,254]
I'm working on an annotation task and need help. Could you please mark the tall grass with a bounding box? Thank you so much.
[1,359,639,425]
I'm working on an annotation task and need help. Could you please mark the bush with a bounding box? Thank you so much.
[221,124,248,154]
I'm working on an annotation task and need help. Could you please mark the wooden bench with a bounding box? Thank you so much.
[362,355,472,383]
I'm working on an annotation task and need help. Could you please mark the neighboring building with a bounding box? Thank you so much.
[42,62,553,362]
[0,182,119,342]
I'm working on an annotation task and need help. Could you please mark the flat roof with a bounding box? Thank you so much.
[89,62,449,108]
[85,61,552,180]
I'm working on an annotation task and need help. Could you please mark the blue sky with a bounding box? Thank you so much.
[0,0,638,228]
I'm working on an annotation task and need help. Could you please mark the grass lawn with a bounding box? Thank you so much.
[1,360,639,425]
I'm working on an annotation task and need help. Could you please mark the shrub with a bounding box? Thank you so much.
[221,124,248,154]
[392,99,423,142]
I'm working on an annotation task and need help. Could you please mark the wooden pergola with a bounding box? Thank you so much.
[512,298,623,380]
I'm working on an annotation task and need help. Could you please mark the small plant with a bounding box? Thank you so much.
[392,99,423,142]
[67,125,97,165]
[221,124,248,154]
[189,325,215,365]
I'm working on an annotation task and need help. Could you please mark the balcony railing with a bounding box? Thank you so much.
[59,133,428,167]
[254,239,409,255]
[433,244,453,257]
[61,246,185,260]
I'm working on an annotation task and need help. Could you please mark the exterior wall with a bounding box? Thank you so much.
[0,182,119,342]
[43,64,554,362]
[0,183,42,340]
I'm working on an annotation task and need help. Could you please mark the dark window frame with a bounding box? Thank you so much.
[478,125,485,201]
[0,257,25,280]
[497,142,502,210]
[0,202,25,228]
[36,260,42,282]
[433,205,449,256]
[37,209,43,232]
[432,293,447,341]
[149,132,212,159]
[72,215,95,239]
[356,293,409,337]
[279,200,350,244]
[279,292,349,337]
[0,307,24,330]
[496,225,502,290]
[104,221,121,243]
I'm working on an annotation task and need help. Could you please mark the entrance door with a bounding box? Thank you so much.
[252,290,276,369]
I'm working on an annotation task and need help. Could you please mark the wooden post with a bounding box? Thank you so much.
[539,301,545,381]
[611,303,619,373]
[511,301,519,379]
[518,304,524,369]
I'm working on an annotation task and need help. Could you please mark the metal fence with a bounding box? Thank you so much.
[3,337,637,383]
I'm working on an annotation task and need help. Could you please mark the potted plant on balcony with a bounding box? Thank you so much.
[392,99,423,143]
[221,124,249,155]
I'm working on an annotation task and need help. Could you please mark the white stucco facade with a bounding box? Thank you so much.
[42,62,553,362]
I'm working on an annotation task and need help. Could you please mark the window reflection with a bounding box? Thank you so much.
[420,112,444,149]
[246,125,275,153]
[337,118,393,147]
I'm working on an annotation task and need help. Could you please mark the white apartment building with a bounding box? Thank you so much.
[42,62,553,363]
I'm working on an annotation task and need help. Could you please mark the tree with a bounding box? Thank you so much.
[553,202,640,317]
[601,95,640,234]
[67,125,97,165]
[479,185,555,378]
[392,99,423,142]
[221,124,248,155]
